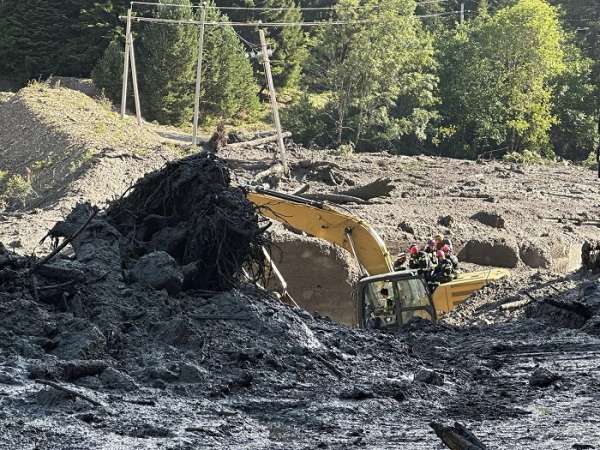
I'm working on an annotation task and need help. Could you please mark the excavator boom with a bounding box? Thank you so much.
[247,187,393,276]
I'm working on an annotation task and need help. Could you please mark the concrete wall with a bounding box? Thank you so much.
[268,233,359,326]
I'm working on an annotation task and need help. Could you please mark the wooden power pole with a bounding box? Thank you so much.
[259,27,288,174]
[121,8,132,119]
[192,4,207,147]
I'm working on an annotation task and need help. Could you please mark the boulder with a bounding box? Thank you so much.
[519,241,551,269]
[438,215,454,227]
[414,368,444,386]
[471,211,505,229]
[458,238,519,268]
[100,367,138,391]
[529,367,559,388]
[130,251,184,295]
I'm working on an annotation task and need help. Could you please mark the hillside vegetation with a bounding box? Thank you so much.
[0,0,598,161]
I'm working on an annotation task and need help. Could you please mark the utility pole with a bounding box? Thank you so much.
[192,3,207,147]
[460,2,465,24]
[129,37,143,126]
[121,8,133,118]
[259,27,288,174]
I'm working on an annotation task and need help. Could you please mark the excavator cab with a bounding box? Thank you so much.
[356,271,435,329]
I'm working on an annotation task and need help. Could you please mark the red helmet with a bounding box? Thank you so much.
[436,250,445,259]
[409,245,418,255]
[442,244,450,253]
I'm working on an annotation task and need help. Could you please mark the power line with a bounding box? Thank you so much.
[131,0,452,12]
[123,10,464,27]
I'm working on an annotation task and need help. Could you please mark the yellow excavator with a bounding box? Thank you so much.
[247,187,509,329]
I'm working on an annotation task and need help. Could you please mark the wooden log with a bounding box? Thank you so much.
[302,192,369,204]
[253,163,286,187]
[430,422,487,450]
[35,379,105,408]
[227,132,291,149]
[292,183,310,196]
[339,177,395,200]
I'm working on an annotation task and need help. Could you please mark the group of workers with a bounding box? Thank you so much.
[394,234,459,290]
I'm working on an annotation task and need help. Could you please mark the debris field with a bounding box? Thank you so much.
[0,153,599,449]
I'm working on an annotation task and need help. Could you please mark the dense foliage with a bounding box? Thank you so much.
[0,0,598,159]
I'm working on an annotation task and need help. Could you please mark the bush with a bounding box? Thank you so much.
[583,151,598,170]
[503,150,549,165]
[0,173,33,209]
[92,39,124,104]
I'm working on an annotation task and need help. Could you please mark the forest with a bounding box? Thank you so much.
[0,0,598,161]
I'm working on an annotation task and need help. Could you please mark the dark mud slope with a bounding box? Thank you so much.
[1,154,600,449]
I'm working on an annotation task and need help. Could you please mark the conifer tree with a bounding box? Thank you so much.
[199,6,260,120]
[136,0,198,125]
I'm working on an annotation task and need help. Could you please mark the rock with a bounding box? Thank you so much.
[471,211,505,229]
[438,215,454,227]
[61,359,108,381]
[458,238,519,268]
[145,366,179,382]
[526,299,591,329]
[52,319,106,360]
[100,367,138,391]
[179,363,208,383]
[130,251,183,295]
[339,385,375,400]
[414,368,444,386]
[398,221,415,234]
[519,241,551,269]
[581,317,600,336]
[529,367,560,388]
[0,367,22,385]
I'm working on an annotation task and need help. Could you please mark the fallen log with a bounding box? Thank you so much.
[292,183,310,196]
[253,162,286,187]
[227,132,291,149]
[302,192,369,204]
[35,379,105,408]
[430,421,487,450]
[339,177,394,200]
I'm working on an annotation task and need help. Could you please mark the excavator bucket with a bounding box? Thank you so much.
[431,268,511,315]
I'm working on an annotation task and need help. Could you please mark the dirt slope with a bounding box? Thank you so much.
[0,83,178,253]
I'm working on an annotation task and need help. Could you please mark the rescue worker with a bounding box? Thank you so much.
[406,245,421,270]
[380,287,394,313]
[434,234,454,253]
[433,249,455,284]
[393,250,409,271]
[442,243,460,273]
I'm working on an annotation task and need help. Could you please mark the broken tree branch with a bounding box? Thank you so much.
[35,379,104,408]
[339,177,395,200]
[541,191,585,200]
[302,192,369,204]
[292,183,310,196]
[430,421,487,450]
[227,132,291,149]
[32,207,98,271]
[253,163,286,186]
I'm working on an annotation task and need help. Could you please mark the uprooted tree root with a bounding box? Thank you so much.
[104,153,270,291]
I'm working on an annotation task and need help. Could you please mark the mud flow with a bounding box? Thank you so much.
[0,154,600,450]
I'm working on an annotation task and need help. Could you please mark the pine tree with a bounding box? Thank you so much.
[136,0,198,125]
[92,38,125,103]
[0,1,69,82]
[200,6,260,120]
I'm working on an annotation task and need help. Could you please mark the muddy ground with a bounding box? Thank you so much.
[1,85,600,449]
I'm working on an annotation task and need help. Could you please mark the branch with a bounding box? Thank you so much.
[227,132,292,149]
[32,207,98,271]
[35,379,105,408]
[339,177,395,200]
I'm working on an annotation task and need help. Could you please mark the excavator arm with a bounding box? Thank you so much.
[247,187,394,276]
